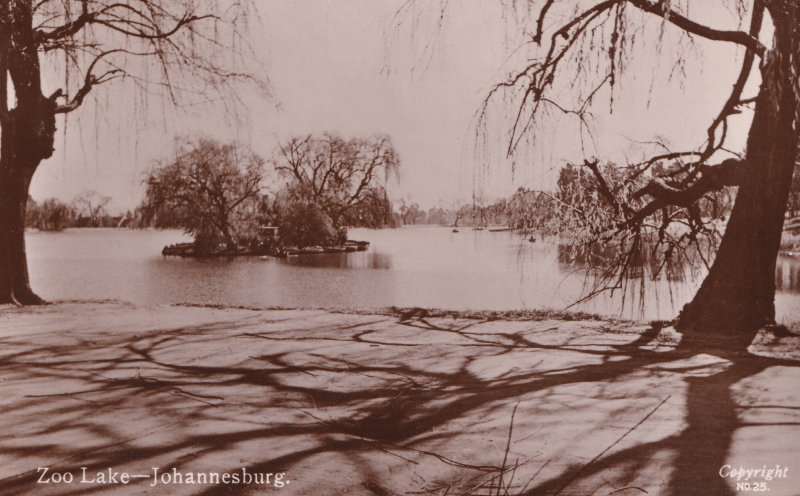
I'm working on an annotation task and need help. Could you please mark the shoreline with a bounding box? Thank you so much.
[4,298,618,323]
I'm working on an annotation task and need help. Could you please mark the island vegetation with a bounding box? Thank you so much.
[138,134,398,257]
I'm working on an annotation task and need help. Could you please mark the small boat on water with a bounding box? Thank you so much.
[345,240,370,251]
[162,242,196,256]
[286,246,325,256]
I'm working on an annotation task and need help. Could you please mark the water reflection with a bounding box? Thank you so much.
[556,240,704,283]
[284,252,392,269]
[776,256,800,293]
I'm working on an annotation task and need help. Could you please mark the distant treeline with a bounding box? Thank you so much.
[396,160,777,231]
[28,161,800,237]
[25,192,141,231]
[396,184,567,230]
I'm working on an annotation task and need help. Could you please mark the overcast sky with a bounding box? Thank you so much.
[30,0,761,213]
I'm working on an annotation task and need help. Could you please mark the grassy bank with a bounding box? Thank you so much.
[175,301,610,323]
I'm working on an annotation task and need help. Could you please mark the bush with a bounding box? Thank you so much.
[279,202,341,248]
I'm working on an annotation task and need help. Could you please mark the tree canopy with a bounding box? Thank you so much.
[142,137,265,252]
[275,134,400,228]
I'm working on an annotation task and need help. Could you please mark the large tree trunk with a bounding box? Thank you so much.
[677,4,799,335]
[1,172,42,305]
[11,167,42,304]
[0,0,57,305]
[0,107,51,305]
[0,171,16,304]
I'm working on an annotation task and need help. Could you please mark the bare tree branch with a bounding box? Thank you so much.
[699,0,765,160]
[625,0,766,56]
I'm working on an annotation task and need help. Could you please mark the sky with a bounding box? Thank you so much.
[29,0,763,213]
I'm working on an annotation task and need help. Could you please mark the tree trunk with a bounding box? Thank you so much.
[0,172,16,304]
[0,170,41,304]
[677,5,799,335]
[0,109,48,305]
[0,0,53,305]
[11,167,42,304]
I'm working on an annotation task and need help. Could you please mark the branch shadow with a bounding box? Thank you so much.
[0,305,797,495]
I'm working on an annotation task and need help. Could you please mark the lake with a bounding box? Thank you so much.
[24,227,800,323]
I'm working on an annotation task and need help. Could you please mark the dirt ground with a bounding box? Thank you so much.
[0,302,798,495]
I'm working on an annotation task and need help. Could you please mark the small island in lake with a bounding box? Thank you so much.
[142,135,396,259]
[161,229,370,258]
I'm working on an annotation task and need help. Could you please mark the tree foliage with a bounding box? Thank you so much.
[141,137,265,252]
[73,190,111,226]
[276,134,400,228]
[398,200,423,225]
[278,202,342,249]
[26,197,74,231]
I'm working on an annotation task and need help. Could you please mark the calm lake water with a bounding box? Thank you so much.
[24,227,800,323]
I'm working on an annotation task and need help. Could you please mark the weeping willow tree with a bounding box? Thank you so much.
[408,0,798,336]
[0,0,262,304]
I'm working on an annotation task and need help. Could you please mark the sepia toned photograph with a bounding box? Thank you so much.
[0,1,798,494]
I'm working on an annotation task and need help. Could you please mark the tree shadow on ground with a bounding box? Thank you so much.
[0,304,797,495]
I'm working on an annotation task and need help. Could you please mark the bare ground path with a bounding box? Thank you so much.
[0,302,798,495]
